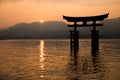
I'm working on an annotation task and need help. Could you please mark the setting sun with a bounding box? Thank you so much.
[40,20,44,23]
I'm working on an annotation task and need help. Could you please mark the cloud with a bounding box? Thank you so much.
[0,0,77,3]
[0,0,22,4]
[0,0,120,6]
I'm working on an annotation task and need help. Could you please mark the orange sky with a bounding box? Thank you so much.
[0,0,120,28]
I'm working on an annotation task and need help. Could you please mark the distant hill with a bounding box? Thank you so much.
[0,21,68,39]
[0,18,120,39]
[100,17,120,38]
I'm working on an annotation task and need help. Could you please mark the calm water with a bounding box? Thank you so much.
[0,39,120,80]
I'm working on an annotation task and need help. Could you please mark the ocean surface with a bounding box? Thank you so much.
[0,39,120,80]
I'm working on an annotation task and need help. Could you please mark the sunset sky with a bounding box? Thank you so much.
[0,0,120,28]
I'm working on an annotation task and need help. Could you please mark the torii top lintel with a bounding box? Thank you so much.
[63,13,109,22]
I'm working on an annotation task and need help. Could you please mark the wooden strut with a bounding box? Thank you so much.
[70,30,79,52]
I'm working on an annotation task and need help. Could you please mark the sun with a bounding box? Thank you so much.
[40,19,44,23]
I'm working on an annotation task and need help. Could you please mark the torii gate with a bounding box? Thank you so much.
[63,13,109,53]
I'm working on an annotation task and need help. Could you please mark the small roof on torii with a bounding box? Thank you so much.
[63,13,109,22]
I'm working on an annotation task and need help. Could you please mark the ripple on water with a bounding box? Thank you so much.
[0,39,120,80]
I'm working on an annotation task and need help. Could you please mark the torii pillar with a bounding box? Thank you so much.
[63,13,109,53]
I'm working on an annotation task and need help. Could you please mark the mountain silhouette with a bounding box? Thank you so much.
[0,18,120,39]
[0,21,68,39]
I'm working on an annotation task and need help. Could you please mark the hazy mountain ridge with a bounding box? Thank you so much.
[0,18,120,39]
[0,21,68,39]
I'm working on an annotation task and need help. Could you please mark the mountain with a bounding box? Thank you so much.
[100,17,120,38]
[0,18,120,39]
[0,21,68,39]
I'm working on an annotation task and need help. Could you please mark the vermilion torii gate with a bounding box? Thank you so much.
[63,13,109,52]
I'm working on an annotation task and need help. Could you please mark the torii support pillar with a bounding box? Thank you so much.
[91,30,99,52]
[70,31,79,52]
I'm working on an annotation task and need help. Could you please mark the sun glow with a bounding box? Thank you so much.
[40,20,44,23]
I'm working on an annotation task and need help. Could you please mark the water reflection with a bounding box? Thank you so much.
[91,52,100,74]
[39,40,45,78]
[81,52,101,75]
[40,40,45,63]
[67,51,107,80]
[91,52,107,80]
[67,51,81,80]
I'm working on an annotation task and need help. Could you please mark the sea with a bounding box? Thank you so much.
[0,39,120,80]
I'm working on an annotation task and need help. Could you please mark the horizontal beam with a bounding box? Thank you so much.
[68,24,103,27]
[63,13,109,22]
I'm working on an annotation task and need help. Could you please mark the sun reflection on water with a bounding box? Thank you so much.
[40,40,45,62]
[39,40,45,78]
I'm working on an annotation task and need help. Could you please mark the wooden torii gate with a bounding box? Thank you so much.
[63,13,109,53]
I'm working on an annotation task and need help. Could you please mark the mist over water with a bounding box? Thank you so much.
[0,39,120,80]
